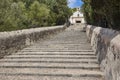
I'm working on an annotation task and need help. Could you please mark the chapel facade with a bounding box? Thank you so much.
[69,8,85,24]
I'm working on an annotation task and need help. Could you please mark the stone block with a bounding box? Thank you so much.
[86,25,120,80]
[0,26,66,58]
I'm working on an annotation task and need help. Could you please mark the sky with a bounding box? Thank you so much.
[68,0,83,8]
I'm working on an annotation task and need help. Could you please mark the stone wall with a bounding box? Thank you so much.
[86,25,120,80]
[0,25,66,58]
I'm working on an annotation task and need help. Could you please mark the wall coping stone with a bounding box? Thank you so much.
[86,25,120,80]
[0,25,66,58]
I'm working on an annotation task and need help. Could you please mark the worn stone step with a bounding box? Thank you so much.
[28,47,91,50]
[34,43,89,45]
[0,59,98,64]
[0,58,98,62]
[0,66,100,70]
[15,52,95,55]
[0,62,100,70]
[5,55,97,59]
[35,42,89,44]
[5,57,96,59]
[31,46,90,48]
[0,68,103,78]
[0,76,105,80]
[31,44,91,47]
[15,53,95,56]
[42,42,88,44]
[21,50,93,52]
[0,62,99,67]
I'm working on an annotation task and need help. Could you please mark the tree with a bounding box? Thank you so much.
[29,1,50,27]
[82,0,120,30]
[0,0,72,31]
[54,0,72,25]
[0,0,12,31]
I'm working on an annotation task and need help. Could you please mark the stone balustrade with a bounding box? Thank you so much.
[86,25,120,80]
[0,25,66,58]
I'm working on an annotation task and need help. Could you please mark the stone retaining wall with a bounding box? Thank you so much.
[0,25,66,58]
[86,25,120,80]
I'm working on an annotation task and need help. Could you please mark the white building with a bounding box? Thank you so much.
[69,8,85,24]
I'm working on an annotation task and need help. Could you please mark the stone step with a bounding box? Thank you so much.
[34,42,89,44]
[0,58,98,62]
[15,52,95,55]
[32,44,91,46]
[0,59,98,64]
[31,43,90,45]
[0,68,103,78]
[23,48,92,50]
[0,65,100,70]
[0,62,99,67]
[0,62,100,70]
[21,50,93,52]
[24,46,92,48]
[5,55,97,59]
[0,76,105,80]
[35,42,89,44]
[5,57,96,59]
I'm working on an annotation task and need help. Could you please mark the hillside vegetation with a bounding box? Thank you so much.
[82,0,120,30]
[0,0,72,32]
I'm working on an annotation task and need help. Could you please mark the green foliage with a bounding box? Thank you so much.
[82,0,120,30]
[29,1,50,27]
[0,0,72,32]
[71,8,77,13]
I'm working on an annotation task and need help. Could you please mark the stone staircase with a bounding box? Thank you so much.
[0,25,104,80]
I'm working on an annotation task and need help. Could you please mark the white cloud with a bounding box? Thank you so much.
[68,0,77,3]
[68,0,77,8]
[68,0,83,8]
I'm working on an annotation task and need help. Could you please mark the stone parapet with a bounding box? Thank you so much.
[86,25,120,80]
[0,25,66,58]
